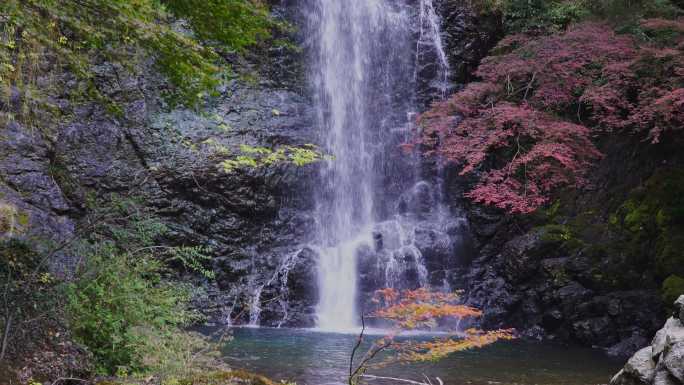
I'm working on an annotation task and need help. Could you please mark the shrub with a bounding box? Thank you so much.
[65,248,195,374]
[65,196,214,375]
[0,237,57,363]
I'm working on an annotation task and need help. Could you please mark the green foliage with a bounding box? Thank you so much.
[469,0,682,32]
[162,0,272,52]
[662,275,684,307]
[467,0,585,30]
[0,237,59,365]
[93,195,215,279]
[0,0,273,119]
[289,146,322,167]
[65,195,216,374]
[0,237,40,279]
[586,0,682,21]
[65,249,195,374]
[0,194,217,377]
[546,1,590,28]
[218,144,327,173]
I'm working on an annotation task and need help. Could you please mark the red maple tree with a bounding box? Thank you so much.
[416,21,684,213]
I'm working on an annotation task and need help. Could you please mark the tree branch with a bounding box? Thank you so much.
[349,313,366,380]
[0,311,13,362]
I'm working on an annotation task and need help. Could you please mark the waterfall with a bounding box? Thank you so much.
[307,0,450,332]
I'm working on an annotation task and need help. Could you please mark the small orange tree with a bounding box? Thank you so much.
[349,288,515,385]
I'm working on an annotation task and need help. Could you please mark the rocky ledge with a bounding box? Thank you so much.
[611,295,684,385]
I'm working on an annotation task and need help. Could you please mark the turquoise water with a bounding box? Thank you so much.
[214,327,623,385]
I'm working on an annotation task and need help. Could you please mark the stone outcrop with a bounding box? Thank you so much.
[610,295,684,385]
[460,213,664,354]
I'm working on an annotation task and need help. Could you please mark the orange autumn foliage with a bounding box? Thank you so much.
[398,328,516,362]
[363,288,516,364]
[371,288,482,329]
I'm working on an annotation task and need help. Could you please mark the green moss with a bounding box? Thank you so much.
[614,169,684,278]
[662,275,684,306]
[656,228,684,277]
[537,223,585,253]
[48,158,79,199]
[218,144,327,173]
[16,211,29,227]
[0,202,29,235]
[0,203,17,234]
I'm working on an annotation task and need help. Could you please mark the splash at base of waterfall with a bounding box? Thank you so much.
[313,229,373,331]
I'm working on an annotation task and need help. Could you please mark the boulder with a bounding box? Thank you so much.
[610,347,656,385]
[675,295,684,321]
[662,342,684,383]
[609,335,651,358]
[652,318,684,360]
[612,297,684,385]
[654,367,680,385]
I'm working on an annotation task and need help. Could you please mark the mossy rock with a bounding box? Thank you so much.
[0,201,30,236]
[168,370,280,385]
[614,169,684,278]
[656,229,684,277]
[536,223,585,254]
[662,275,684,308]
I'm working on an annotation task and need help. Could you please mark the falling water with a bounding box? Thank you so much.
[248,251,300,327]
[416,0,451,98]
[308,0,450,332]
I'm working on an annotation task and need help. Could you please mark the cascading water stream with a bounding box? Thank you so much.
[307,0,451,332]
[416,0,451,99]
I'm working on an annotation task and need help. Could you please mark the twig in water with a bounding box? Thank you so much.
[52,378,89,385]
[360,374,443,385]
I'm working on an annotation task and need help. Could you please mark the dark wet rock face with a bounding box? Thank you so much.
[460,218,665,356]
[412,1,503,107]
[451,170,668,355]
[439,1,503,84]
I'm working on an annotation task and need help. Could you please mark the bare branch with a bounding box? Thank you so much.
[360,374,436,385]
[349,313,366,381]
[0,312,13,361]
[52,377,89,385]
